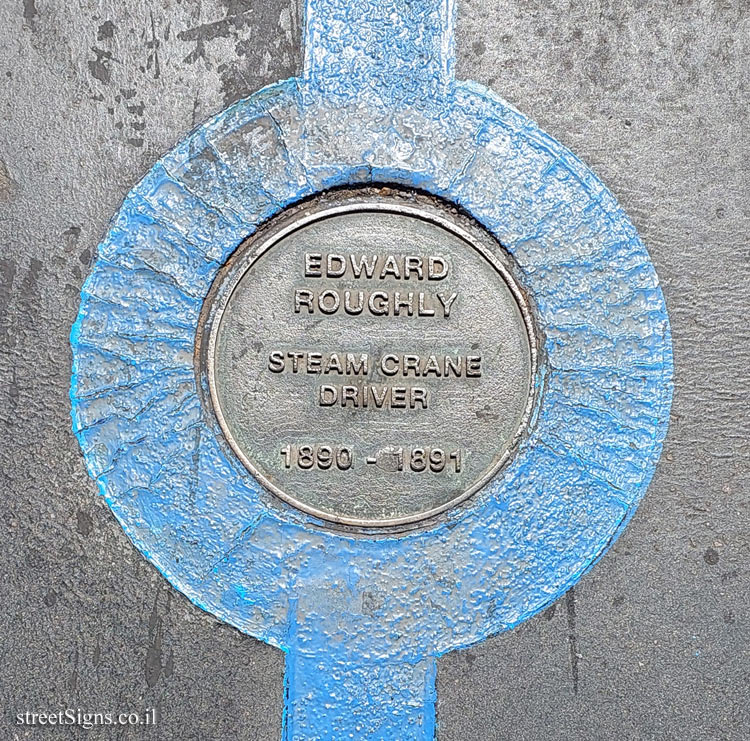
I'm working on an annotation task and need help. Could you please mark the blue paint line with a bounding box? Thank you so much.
[422,654,438,740]
[304,0,456,103]
[70,0,673,737]
[284,649,439,740]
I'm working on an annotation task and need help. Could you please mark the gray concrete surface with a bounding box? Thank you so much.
[1,0,748,739]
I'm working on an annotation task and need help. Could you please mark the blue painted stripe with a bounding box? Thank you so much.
[69,0,673,737]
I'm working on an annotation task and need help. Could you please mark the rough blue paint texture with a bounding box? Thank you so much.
[70,0,673,738]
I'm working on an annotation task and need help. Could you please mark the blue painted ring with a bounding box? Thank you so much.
[71,78,672,660]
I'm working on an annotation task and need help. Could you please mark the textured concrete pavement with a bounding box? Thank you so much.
[1,1,748,738]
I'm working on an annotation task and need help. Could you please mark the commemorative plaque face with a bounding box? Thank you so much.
[201,190,538,528]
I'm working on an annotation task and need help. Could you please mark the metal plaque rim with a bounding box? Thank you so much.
[201,196,540,529]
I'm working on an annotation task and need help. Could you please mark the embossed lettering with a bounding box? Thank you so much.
[344,290,364,315]
[268,350,284,372]
[319,384,337,405]
[404,256,423,280]
[318,290,341,314]
[350,254,378,279]
[317,384,431,409]
[466,355,482,377]
[380,354,399,376]
[428,257,448,280]
[268,351,369,376]
[294,289,457,317]
[368,291,389,315]
[304,253,322,277]
[436,292,458,317]
[417,293,434,316]
[308,254,450,281]
[394,291,414,316]
[346,353,369,376]
[294,288,314,313]
[307,353,322,373]
[327,254,346,277]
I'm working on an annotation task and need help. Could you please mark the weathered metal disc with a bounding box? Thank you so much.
[201,191,538,526]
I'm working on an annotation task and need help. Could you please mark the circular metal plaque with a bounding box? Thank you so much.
[201,191,538,527]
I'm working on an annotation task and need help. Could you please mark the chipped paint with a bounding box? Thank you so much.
[70,0,673,738]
